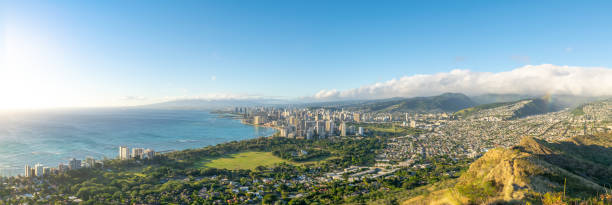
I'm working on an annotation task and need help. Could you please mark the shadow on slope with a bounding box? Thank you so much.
[454,98,561,120]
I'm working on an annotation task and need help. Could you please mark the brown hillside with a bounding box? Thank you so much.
[404,133,612,205]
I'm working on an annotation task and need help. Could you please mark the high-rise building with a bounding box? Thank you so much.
[289,116,297,126]
[85,157,96,168]
[24,165,31,177]
[143,149,155,159]
[324,113,331,120]
[315,121,326,137]
[43,167,51,175]
[325,120,335,134]
[306,128,314,139]
[253,116,267,125]
[279,127,288,137]
[340,122,347,136]
[353,113,361,122]
[132,148,145,159]
[34,163,44,177]
[119,146,130,160]
[69,158,81,170]
[304,121,315,131]
[358,127,364,136]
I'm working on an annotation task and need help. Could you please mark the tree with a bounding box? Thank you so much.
[288,198,307,205]
[262,194,278,205]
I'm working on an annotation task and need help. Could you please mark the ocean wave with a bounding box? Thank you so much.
[177,139,199,143]
[31,151,61,155]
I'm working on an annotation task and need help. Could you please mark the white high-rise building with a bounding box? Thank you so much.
[85,157,96,168]
[279,127,288,137]
[34,163,44,177]
[119,146,130,160]
[325,120,334,133]
[358,127,364,136]
[132,148,145,159]
[24,165,31,177]
[143,149,155,159]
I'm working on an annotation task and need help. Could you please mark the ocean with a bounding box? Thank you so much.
[0,108,277,176]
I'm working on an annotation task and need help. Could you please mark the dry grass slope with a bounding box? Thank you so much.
[404,133,612,205]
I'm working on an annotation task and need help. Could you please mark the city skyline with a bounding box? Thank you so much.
[2,1,612,109]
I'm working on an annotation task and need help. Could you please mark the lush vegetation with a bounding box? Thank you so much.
[272,148,330,162]
[342,93,476,113]
[510,98,558,119]
[0,127,478,205]
[456,180,500,203]
[454,98,557,119]
[0,136,389,204]
[570,104,586,116]
[454,101,515,118]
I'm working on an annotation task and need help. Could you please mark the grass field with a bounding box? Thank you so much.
[194,151,333,170]
[195,151,293,170]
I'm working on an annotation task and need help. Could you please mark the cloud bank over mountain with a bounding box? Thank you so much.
[313,64,612,100]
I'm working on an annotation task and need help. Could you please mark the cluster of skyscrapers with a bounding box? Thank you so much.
[119,146,155,160]
[235,107,364,139]
[24,157,97,178]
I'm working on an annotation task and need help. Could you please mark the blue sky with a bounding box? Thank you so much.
[1,0,612,108]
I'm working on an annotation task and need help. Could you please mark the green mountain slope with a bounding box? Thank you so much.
[454,101,515,118]
[455,98,559,120]
[342,93,476,113]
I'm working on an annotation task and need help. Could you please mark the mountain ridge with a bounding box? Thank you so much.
[338,93,477,113]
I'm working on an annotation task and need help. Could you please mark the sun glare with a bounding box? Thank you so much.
[0,22,73,110]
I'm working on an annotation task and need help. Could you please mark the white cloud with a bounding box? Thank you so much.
[313,64,612,100]
[211,76,217,81]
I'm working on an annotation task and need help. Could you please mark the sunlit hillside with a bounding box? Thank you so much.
[404,133,612,204]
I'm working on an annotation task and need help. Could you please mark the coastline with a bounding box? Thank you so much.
[1,109,278,177]
[241,120,281,131]
[211,110,282,133]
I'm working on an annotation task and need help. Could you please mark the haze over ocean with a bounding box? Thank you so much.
[0,109,276,176]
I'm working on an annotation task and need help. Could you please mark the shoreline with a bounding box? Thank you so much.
[1,110,278,177]
[241,120,282,132]
[211,111,282,133]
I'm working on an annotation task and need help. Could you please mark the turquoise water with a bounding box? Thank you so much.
[0,108,276,176]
